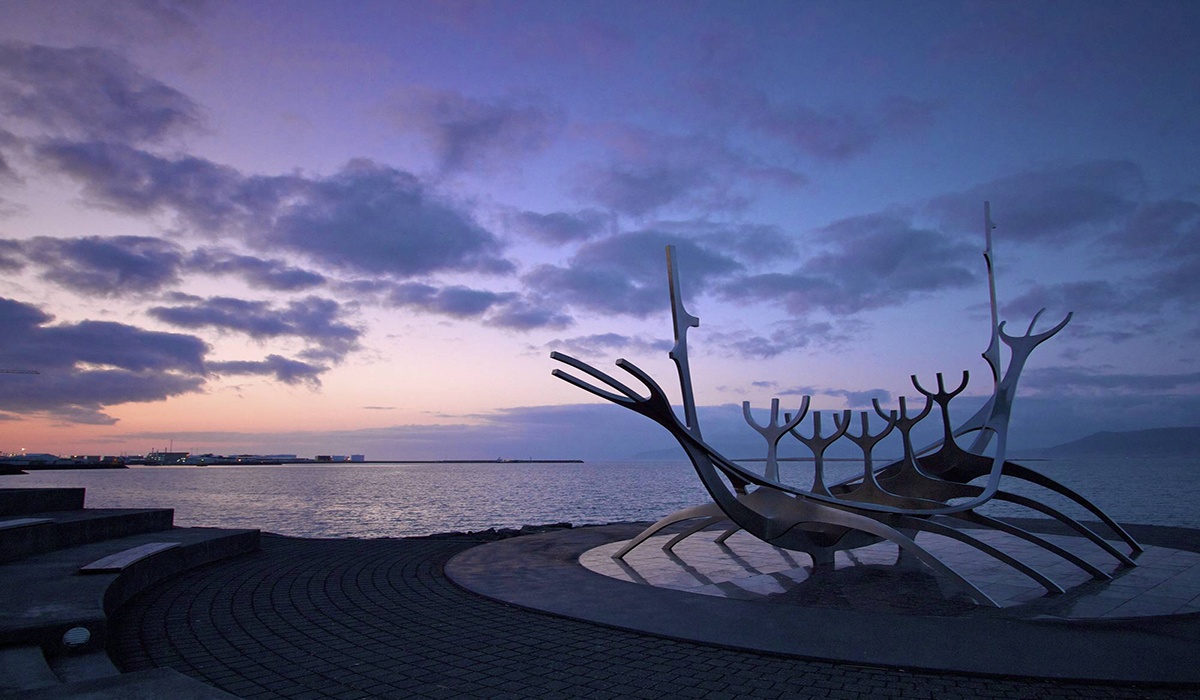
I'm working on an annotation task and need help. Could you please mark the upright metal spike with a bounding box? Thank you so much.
[666,245,702,437]
[981,201,1002,388]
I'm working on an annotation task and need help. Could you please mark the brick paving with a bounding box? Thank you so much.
[111,534,1194,699]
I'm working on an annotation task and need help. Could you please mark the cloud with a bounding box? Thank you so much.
[524,230,742,316]
[776,385,893,409]
[189,248,325,291]
[0,43,201,143]
[0,296,208,423]
[659,220,798,264]
[876,95,939,136]
[720,213,977,316]
[928,185,1200,346]
[386,282,572,330]
[1022,366,1200,396]
[572,126,807,217]
[547,333,672,358]
[260,158,518,277]
[208,354,326,386]
[508,208,610,245]
[0,153,14,183]
[149,295,361,363]
[3,1,210,47]
[38,142,515,278]
[707,319,852,359]
[0,128,20,182]
[1151,256,1200,306]
[37,140,257,230]
[697,81,938,162]
[754,104,876,162]
[485,299,573,330]
[997,212,1200,339]
[510,18,634,67]
[391,87,564,173]
[3,235,326,302]
[17,235,184,296]
[1001,280,1136,320]
[0,239,24,272]
[578,161,716,217]
[927,161,1144,242]
[1103,198,1200,256]
[389,282,512,318]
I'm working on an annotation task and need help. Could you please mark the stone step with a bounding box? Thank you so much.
[0,645,60,693]
[0,644,119,694]
[47,650,120,685]
[0,527,260,657]
[78,542,181,574]
[0,509,176,564]
[0,489,85,517]
[7,666,241,699]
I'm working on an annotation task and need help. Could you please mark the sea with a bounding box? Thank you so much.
[1,457,1196,538]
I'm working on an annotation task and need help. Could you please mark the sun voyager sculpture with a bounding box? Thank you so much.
[551,203,1141,606]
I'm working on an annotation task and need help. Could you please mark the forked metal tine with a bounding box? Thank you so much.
[911,371,969,402]
[550,369,632,405]
[786,396,811,431]
[1028,308,1046,334]
[852,407,895,442]
[793,409,852,448]
[743,398,777,431]
[550,351,644,401]
[615,358,676,406]
[892,395,931,424]
[747,397,810,432]
[999,310,1072,347]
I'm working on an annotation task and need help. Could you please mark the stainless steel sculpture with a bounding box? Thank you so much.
[552,203,1140,606]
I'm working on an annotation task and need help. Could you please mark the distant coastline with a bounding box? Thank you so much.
[0,457,585,473]
[1019,426,1200,459]
[349,459,585,464]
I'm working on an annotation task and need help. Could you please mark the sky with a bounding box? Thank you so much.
[0,0,1198,461]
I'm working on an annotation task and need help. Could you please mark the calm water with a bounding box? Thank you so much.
[1,457,1196,538]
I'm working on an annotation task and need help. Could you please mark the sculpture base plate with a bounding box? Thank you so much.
[445,520,1200,684]
[581,527,1199,618]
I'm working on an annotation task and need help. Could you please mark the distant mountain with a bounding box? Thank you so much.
[1026,427,1200,458]
[627,447,687,460]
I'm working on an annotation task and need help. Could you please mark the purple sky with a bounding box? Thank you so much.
[1,1,1198,460]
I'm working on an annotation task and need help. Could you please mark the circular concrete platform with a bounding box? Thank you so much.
[445,521,1200,685]
[580,526,1200,619]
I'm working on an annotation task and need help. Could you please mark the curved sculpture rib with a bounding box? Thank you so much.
[999,462,1143,554]
[947,510,1111,581]
[612,502,725,559]
[894,515,1064,594]
[664,515,729,551]
[990,489,1138,566]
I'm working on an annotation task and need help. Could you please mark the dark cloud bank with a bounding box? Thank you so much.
[0,295,346,422]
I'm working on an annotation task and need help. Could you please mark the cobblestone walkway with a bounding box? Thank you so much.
[111,534,1194,699]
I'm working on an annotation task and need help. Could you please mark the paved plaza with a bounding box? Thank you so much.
[110,521,1200,700]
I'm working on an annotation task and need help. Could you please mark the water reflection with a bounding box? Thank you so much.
[0,457,1195,537]
[0,461,709,537]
